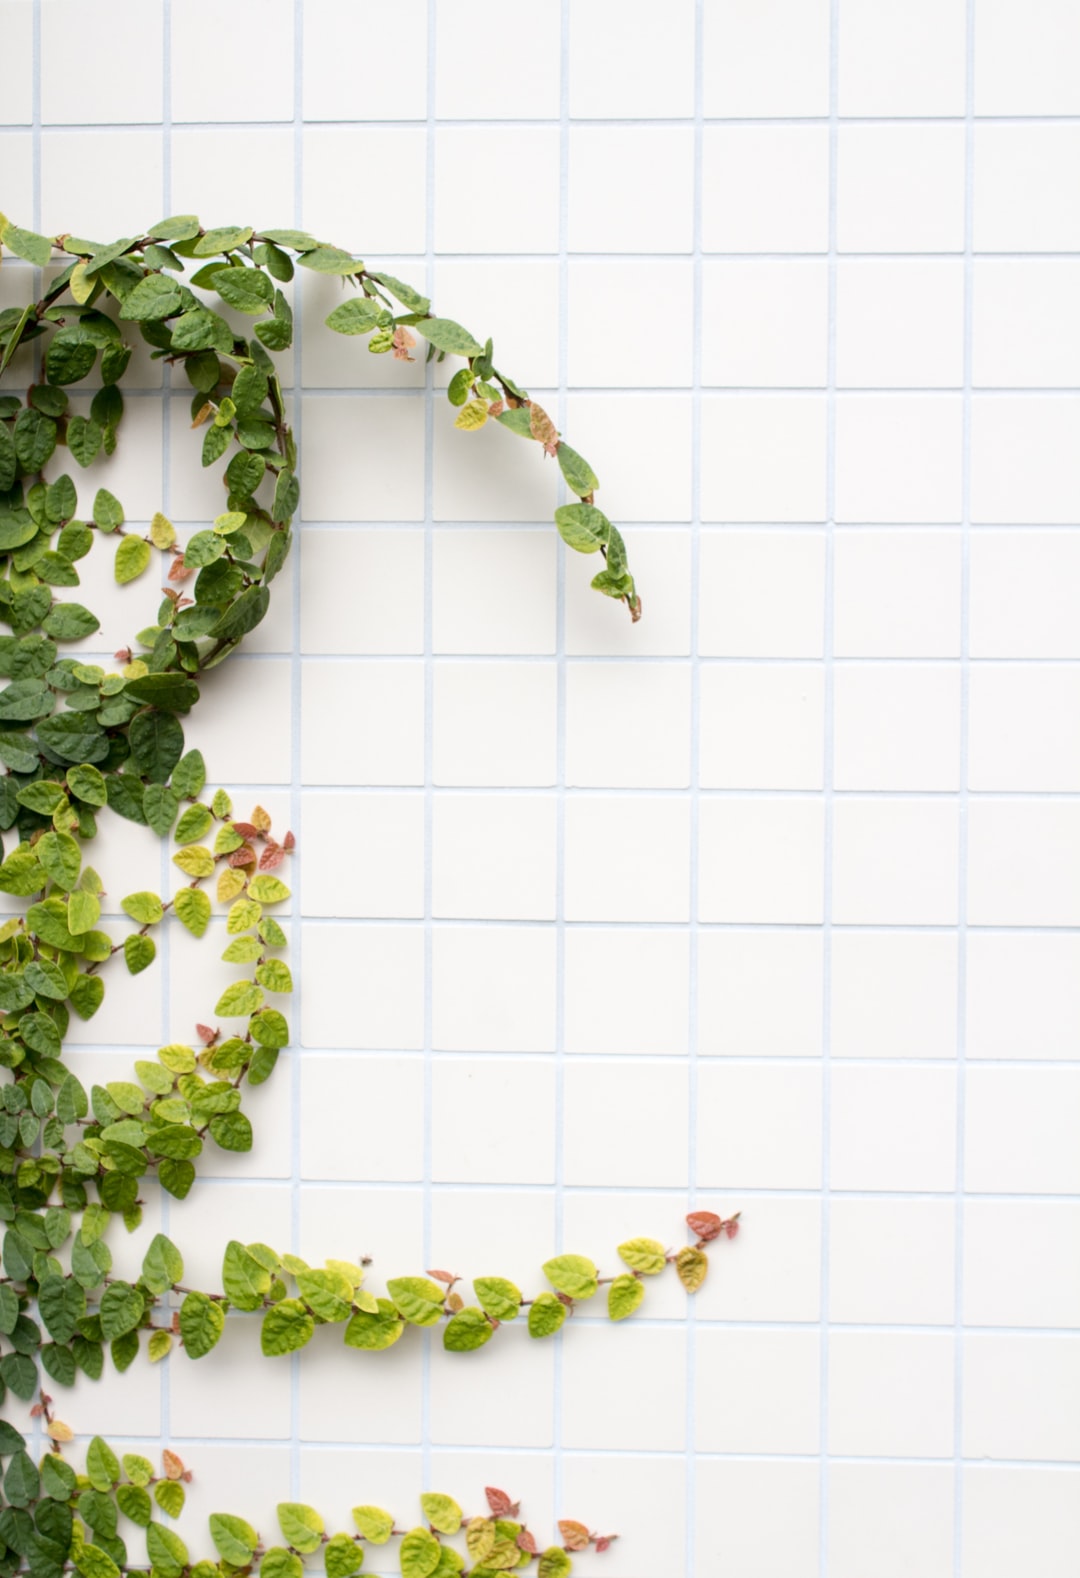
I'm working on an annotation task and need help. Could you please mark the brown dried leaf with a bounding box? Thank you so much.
[190,402,212,428]
[686,1210,723,1243]
[488,398,505,419]
[558,1521,590,1552]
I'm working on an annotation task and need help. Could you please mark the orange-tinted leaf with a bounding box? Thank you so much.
[528,402,559,456]
[427,1269,457,1285]
[558,1521,590,1552]
[251,805,272,833]
[686,1210,723,1243]
[392,326,416,362]
[162,1449,184,1481]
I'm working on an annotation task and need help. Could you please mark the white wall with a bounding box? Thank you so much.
[3,0,1080,1572]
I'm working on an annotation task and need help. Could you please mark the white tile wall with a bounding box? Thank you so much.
[3,0,1080,1572]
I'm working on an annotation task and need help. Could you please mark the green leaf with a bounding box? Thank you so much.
[121,890,163,925]
[343,1299,404,1352]
[473,1276,521,1322]
[141,1232,183,1295]
[325,297,384,335]
[99,1279,144,1341]
[194,225,254,256]
[147,1521,189,1578]
[400,1529,441,1578]
[420,1495,462,1537]
[124,933,156,974]
[553,502,610,554]
[215,266,274,314]
[172,748,207,798]
[617,1236,667,1275]
[276,1505,324,1555]
[2,222,52,266]
[222,1239,272,1310]
[295,1267,353,1322]
[142,782,179,835]
[297,246,363,275]
[118,274,183,322]
[261,1550,304,1578]
[527,1291,567,1339]
[92,488,124,531]
[542,1253,598,1300]
[367,272,430,313]
[443,1306,494,1353]
[24,958,69,1000]
[68,762,108,805]
[415,318,483,358]
[209,1514,258,1567]
[69,970,105,1018]
[129,707,184,782]
[35,829,81,890]
[324,1533,363,1578]
[256,958,293,993]
[125,672,200,712]
[179,1290,224,1357]
[537,1551,572,1578]
[215,979,264,1017]
[607,1272,646,1321]
[155,1479,185,1516]
[556,441,599,496]
[86,1435,120,1491]
[114,536,151,584]
[260,1297,315,1356]
[248,873,290,903]
[387,1275,446,1327]
[4,1449,40,1507]
[174,887,212,938]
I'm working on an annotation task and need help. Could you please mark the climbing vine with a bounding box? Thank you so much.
[0,214,736,1578]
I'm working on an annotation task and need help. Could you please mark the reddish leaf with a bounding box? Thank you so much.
[488,398,506,419]
[227,843,256,868]
[686,1210,723,1243]
[231,822,258,840]
[485,1487,519,1519]
[167,557,194,582]
[427,1269,457,1285]
[595,1535,617,1553]
[259,843,285,871]
[516,1531,537,1556]
[282,830,296,851]
[724,1215,741,1240]
[196,1023,218,1045]
[558,1521,590,1552]
[114,647,131,663]
[162,1449,184,1481]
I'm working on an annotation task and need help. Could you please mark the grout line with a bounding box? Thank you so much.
[553,0,571,1531]
[685,2,706,1573]
[15,111,1080,131]
[420,0,438,1499]
[287,0,305,1502]
[159,0,173,1466]
[820,0,841,1568]
[954,1,977,1568]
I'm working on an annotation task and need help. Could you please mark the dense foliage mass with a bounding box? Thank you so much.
[0,214,731,1576]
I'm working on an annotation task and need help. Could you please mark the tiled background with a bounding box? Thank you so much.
[2,0,1080,1572]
